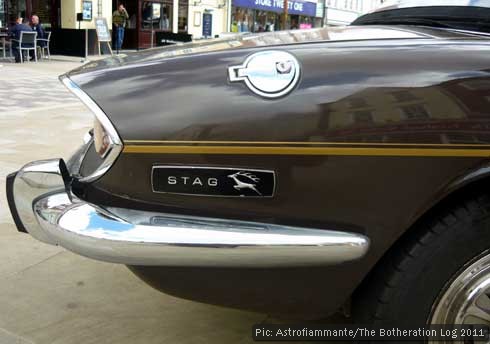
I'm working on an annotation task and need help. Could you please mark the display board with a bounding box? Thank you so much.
[83,1,93,20]
[202,13,212,38]
[95,17,111,42]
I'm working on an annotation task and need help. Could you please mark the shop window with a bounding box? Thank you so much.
[32,0,52,29]
[255,10,279,32]
[290,14,299,30]
[231,5,315,33]
[178,0,187,32]
[7,0,26,24]
[121,1,137,29]
[231,7,253,33]
[0,0,5,27]
[142,1,172,30]
[298,15,312,29]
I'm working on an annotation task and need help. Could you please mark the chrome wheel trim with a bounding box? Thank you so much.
[430,252,490,328]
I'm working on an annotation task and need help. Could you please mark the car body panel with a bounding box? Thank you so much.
[60,25,490,316]
[69,26,490,231]
[8,24,490,317]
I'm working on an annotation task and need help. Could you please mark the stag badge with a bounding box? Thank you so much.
[152,166,275,197]
[228,171,263,196]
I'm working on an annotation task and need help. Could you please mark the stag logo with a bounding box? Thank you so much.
[228,171,262,196]
[152,166,274,197]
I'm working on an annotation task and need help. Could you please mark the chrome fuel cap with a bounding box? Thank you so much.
[228,50,301,99]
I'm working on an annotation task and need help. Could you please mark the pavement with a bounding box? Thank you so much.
[0,58,279,344]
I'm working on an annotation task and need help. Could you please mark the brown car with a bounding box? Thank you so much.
[6,0,490,330]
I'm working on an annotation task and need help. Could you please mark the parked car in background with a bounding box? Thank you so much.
[7,0,490,330]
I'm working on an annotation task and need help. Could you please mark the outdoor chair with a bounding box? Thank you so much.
[10,31,37,63]
[37,31,51,59]
[0,34,11,59]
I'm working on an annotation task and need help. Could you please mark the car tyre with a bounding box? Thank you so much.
[354,191,490,329]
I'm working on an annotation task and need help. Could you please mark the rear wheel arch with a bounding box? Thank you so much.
[362,162,490,286]
[352,166,490,322]
[406,162,490,237]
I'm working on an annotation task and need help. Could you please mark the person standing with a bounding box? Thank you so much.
[112,4,129,54]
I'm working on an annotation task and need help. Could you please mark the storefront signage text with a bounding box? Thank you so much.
[95,17,111,42]
[255,0,305,13]
[202,13,213,37]
[233,0,317,17]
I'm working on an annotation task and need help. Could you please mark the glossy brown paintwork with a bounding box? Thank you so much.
[67,25,490,317]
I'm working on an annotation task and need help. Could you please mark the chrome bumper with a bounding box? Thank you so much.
[7,159,370,267]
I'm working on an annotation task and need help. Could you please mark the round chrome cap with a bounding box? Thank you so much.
[228,50,301,99]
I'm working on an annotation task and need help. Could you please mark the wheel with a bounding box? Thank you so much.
[354,192,490,337]
[431,253,490,324]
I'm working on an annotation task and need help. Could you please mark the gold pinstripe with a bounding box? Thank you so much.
[124,140,490,147]
[123,144,490,157]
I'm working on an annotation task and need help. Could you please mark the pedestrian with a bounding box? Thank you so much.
[9,17,34,63]
[112,3,129,54]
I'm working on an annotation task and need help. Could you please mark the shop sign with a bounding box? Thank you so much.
[315,0,324,17]
[233,0,317,17]
[152,3,161,18]
[82,0,93,21]
[202,13,212,37]
[95,17,111,42]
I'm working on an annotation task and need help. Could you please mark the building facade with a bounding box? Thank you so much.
[0,0,189,49]
[323,0,383,26]
[187,0,228,39]
[229,0,322,34]
[1,0,60,29]
[0,0,384,50]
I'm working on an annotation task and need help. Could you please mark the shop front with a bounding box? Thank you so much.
[1,0,59,28]
[0,0,5,27]
[230,0,318,33]
[0,0,189,50]
[116,0,188,49]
